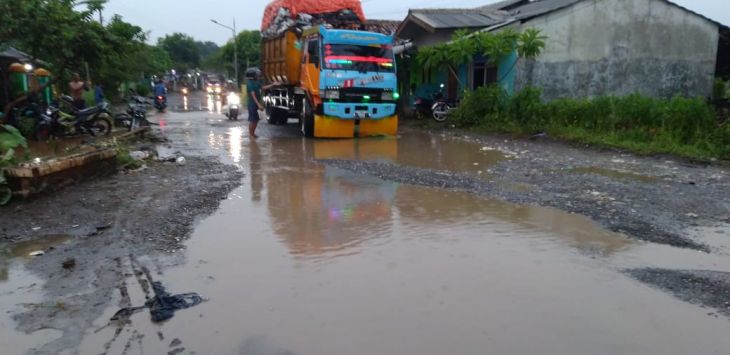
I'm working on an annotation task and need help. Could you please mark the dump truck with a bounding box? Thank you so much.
[260,1,399,138]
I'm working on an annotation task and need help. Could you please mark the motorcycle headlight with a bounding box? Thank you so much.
[381,91,394,101]
[227,93,241,105]
[323,90,340,100]
[45,108,52,115]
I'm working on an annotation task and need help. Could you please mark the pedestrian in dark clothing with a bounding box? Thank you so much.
[246,71,275,138]
[94,84,105,105]
[69,73,86,110]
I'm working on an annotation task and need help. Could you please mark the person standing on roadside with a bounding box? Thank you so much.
[69,73,86,110]
[246,70,275,138]
[94,83,105,105]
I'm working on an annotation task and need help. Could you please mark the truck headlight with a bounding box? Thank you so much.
[381,91,394,101]
[323,90,340,100]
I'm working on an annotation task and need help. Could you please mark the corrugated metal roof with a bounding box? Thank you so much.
[408,8,510,29]
[399,0,728,39]
[506,0,584,21]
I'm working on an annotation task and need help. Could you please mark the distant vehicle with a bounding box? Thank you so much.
[154,95,167,112]
[206,81,222,95]
[222,92,241,121]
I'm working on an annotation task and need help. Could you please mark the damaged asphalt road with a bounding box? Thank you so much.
[319,124,730,318]
[322,125,730,253]
[1,151,242,354]
[2,103,730,354]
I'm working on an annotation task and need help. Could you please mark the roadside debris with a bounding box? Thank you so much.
[62,258,76,270]
[29,251,44,257]
[129,151,150,161]
[111,281,203,323]
[175,157,186,165]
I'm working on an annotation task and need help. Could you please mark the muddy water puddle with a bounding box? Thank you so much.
[72,127,730,355]
[0,235,71,353]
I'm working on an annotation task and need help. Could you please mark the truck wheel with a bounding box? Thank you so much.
[268,107,284,125]
[300,98,314,137]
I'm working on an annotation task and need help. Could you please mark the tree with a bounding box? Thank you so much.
[97,16,173,93]
[216,30,261,82]
[158,33,201,72]
[0,0,113,116]
[196,41,221,61]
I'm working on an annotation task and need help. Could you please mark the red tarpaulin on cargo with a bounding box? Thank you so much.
[262,0,366,31]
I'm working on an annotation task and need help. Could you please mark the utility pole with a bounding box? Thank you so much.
[233,18,239,87]
[211,18,239,86]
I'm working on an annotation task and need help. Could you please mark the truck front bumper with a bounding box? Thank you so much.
[322,102,397,120]
[314,115,398,138]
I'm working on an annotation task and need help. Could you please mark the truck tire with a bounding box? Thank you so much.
[300,98,314,137]
[267,107,286,125]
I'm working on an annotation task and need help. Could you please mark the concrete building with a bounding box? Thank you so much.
[397,0,730,100]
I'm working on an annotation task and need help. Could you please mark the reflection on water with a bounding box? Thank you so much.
[239,138,630,259]
[0,235,71,283]
[228,126,244,163]
[207,95,221,114]
[65,119,730,355]
[396,131,505,173]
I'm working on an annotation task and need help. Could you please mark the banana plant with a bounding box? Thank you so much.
[0,125,27,205]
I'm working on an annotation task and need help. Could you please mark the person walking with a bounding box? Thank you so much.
[69,73,86,110]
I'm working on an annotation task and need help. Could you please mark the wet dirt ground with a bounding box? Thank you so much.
[2,92,730,355]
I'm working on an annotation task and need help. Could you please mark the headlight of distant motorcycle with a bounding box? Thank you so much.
[381,91,394,101]
[227,93,241,105]
[323,90,340,100]
[45,108,52,115]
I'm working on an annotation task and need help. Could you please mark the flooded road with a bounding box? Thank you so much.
[3,94,730,355]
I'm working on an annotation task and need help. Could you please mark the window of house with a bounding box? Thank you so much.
[473,64,499,89]
[473,65,486,89]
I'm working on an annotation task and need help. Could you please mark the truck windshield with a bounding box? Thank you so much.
[323,44,395,72]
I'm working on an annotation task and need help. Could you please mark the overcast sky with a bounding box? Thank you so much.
[102,0,730,45]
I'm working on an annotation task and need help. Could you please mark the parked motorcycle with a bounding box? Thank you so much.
[35,96,113,140]
[413,95,435,120]
[115,96,151,131]
[431,84,459,122]
[154,95,167,112]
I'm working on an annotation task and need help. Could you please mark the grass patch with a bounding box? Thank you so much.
[451,86,730,160]
[115,146,142,170]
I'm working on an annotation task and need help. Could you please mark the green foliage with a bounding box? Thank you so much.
[418,28,546,72]
[452,86,730,160]
[714,78,729,100]
[0,125,27,153]
[0,0,110,75]
[115,147,142,170]
[158,33,201,72]
[516,29,547,59]
[212,30,262,81]
[0,125,27,206]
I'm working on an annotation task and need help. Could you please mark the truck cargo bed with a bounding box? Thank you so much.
[261,31,301,85]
